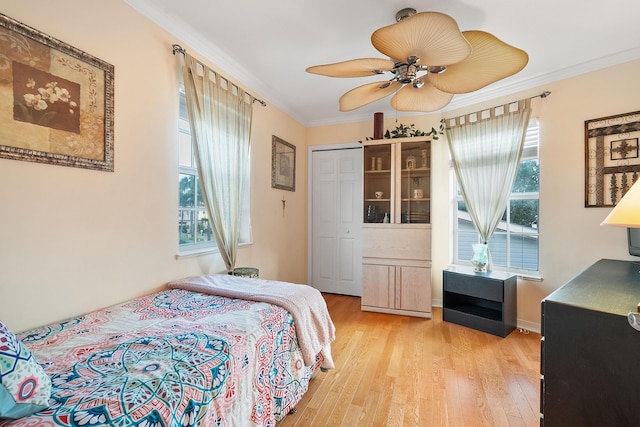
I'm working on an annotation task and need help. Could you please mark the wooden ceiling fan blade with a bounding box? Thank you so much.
[391,78,453,112]
[306,58,395,77]
[371,12,471,65]
[339,81,402,111]
[429,31,529,94]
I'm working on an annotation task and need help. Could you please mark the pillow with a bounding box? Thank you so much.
[0,320,51,419]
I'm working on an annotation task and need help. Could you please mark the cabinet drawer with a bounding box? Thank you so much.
[362,226,430,260]
[443,270,504,302]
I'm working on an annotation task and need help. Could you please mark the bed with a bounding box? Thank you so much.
[0,274,335,427]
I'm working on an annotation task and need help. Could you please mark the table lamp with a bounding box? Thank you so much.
[601,179,640,227]
[601,179,640,330]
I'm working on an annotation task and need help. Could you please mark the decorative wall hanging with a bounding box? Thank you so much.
[271,135,295,191]
[0,14,114,171]
[585,110,640,207]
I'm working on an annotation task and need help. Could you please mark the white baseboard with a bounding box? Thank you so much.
[516,319,541,335]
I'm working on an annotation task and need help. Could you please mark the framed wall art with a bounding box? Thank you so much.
[0,13,114,171]
[271,135,295,191]
[585,110,640,207]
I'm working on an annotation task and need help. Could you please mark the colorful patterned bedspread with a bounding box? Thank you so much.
[1,288,322,427]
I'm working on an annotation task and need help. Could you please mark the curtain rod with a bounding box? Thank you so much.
[172,44,267,107]
[531,91,552,100]
[442,91,551,125]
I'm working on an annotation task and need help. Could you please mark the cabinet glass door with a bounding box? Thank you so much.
[399,140,430,224]
[363,144,391,223]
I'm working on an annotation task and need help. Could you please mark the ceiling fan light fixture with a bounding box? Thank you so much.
[399,64,418,83]
[412,80,424,89]
[426,65,447,74]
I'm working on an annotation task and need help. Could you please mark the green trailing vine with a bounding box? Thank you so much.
[366,122,444,140]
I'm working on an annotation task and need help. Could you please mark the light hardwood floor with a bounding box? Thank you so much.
[279,293,541,427]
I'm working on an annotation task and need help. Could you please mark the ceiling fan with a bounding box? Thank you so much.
[306,8,528,113]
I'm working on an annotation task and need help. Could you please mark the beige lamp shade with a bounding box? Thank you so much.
[601,180,640,227]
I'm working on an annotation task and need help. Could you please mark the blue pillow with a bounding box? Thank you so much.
[0,320,51,419]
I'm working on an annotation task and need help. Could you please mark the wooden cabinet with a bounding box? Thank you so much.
[364,137,430,224]
[540,259,640,426]
[442,266,516,337]
[362,262,431,317]
[361,137,432,318]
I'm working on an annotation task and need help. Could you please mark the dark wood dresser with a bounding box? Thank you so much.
[541,259,640,426]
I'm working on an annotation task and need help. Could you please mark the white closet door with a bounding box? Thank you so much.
[310,146,362,296]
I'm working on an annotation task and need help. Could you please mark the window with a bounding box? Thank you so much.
[177,91,252,255]
[453,118,540,274]
[178,92,214,253]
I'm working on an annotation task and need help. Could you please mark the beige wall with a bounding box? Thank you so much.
[2,1,639,334]
[0,1,308,332]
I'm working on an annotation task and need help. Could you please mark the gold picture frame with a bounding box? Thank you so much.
[585,110,640,207]
[271,135,295,191]
[0,13,114,171]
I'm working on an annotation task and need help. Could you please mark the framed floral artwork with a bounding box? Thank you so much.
[585,111,640,207]
[271,135,295,191]
[0,13,114,171]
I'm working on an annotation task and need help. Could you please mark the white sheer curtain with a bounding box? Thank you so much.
[182,53,254,271]
[445,98,531,270]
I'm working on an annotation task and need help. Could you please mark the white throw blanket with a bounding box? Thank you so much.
[167,274,335,370]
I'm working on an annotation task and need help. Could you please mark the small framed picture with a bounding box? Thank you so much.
[271,135,296,191]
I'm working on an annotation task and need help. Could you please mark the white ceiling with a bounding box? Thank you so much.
[126,0,640,127]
